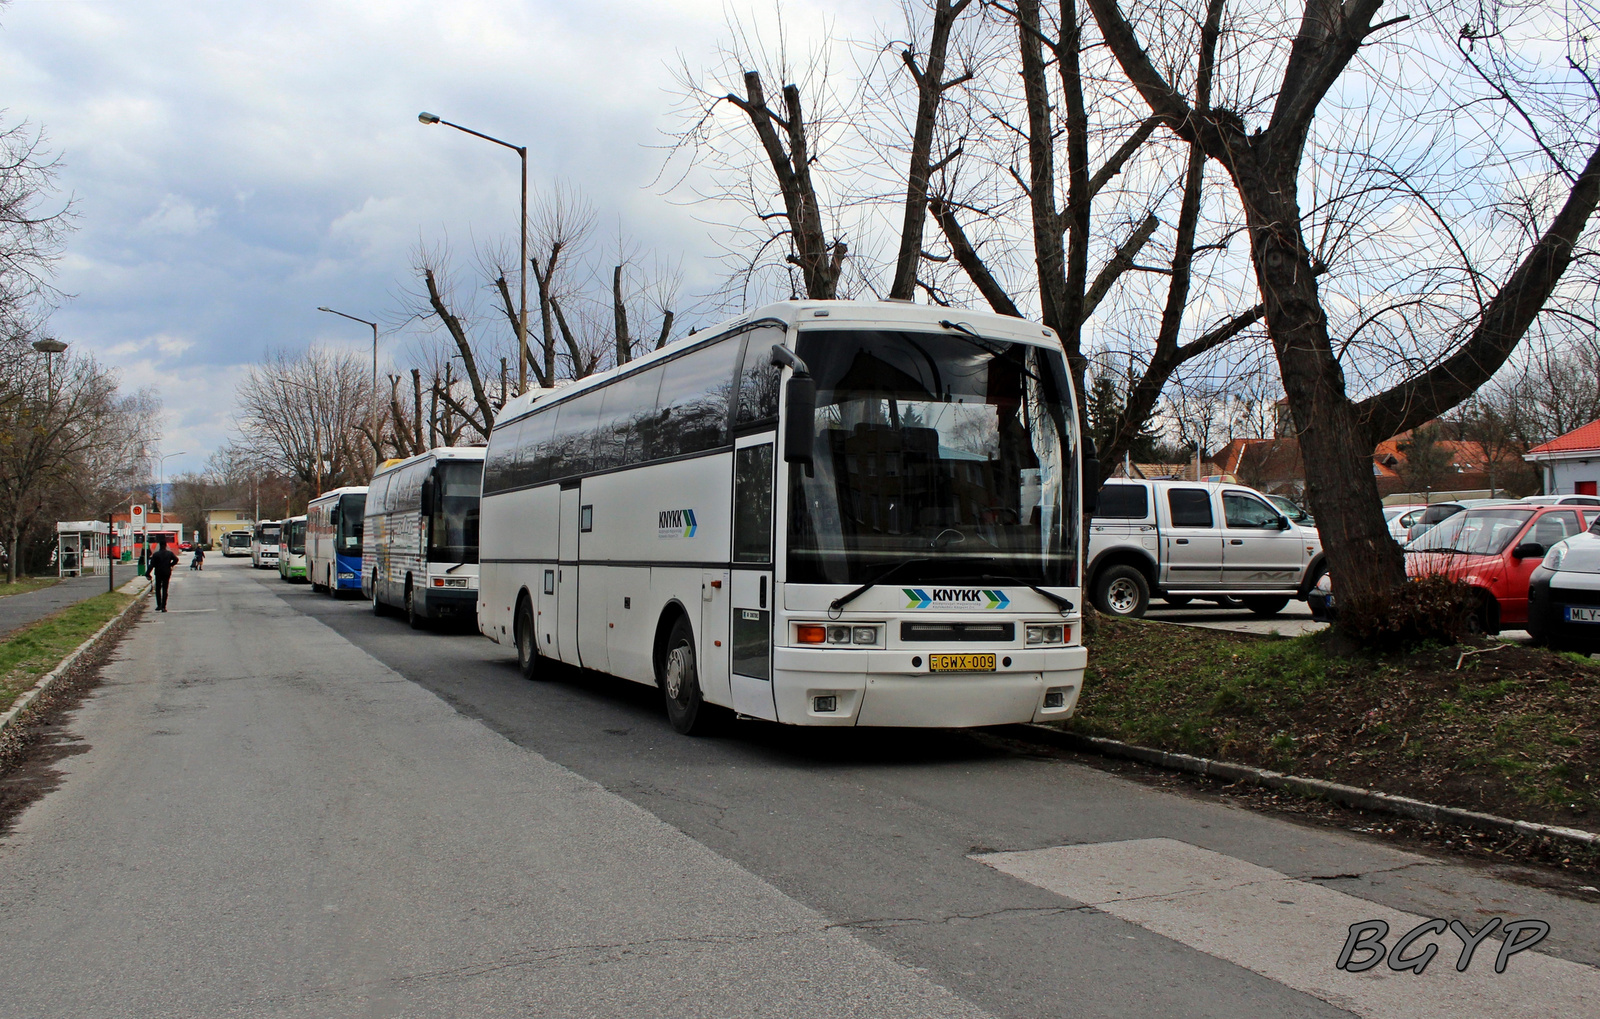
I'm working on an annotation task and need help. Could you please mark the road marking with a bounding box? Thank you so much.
[975,838,1599,1018]
[165,609,217,613]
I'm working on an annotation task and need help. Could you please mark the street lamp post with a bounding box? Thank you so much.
[32,336,68,392]
[277,377,323,496]
[317,307,380,468]
[418,111,529,394]
[156,451,187,561]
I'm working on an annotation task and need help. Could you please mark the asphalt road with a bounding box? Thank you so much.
[2,558,1597,1017]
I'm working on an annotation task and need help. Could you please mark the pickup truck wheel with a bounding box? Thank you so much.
[1094,566,1150,618]
[1242,596,1289,617]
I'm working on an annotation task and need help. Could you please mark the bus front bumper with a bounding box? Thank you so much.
[769,646,1087,727]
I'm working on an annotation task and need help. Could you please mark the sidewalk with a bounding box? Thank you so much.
[0,567,141,639]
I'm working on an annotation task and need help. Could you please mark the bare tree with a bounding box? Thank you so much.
[1086,0,1600,614]
[231,348,377,506]
[0,115,74,320]
[0,325,155,580]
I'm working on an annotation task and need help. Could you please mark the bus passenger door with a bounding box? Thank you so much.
[557,484,582,666]
[729,439,777,720]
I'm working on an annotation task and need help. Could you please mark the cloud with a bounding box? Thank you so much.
[139,195,217,236]
[0,0,880,469]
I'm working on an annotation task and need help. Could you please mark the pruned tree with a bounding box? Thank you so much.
[231,348,378,505]
[1085,0,1600,616]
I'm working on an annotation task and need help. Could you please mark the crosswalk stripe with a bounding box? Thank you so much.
[976,838,1599,1018]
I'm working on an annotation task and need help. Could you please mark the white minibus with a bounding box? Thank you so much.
[363,447,484,627]
[307,486,368,595]
[479,300,1087,734]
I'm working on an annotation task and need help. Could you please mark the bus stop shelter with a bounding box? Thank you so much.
[56,520,113,578]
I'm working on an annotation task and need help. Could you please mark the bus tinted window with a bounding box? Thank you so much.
[482,423,517,495]
[430,460,483,563]
[597,367,663,467]
[339,493,366,554]
[656,340,739,457]
[735,329,782,429]
[551,392,604,479]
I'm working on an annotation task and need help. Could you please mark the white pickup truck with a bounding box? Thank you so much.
[1087,479,1326,618]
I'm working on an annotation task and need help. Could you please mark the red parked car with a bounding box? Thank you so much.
[1405,504,1593,634]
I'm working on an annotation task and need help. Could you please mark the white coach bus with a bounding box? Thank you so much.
[363,447,485,627]
[251,520,281,569]
[307,486,368,596]
[479,300,1088,734]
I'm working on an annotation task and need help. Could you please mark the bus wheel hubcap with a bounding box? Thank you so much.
[665,646,692,701]
[1108,579,1138,613]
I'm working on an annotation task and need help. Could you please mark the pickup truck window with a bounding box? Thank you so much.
[1224,493,1280,528]
[1167,489,1213,527]
[1097,484,1148,519]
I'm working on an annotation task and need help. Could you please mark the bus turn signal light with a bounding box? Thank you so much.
[797,625,827,644]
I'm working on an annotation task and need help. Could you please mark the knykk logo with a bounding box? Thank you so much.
[904,588,1010,609]
[657,508,698,538]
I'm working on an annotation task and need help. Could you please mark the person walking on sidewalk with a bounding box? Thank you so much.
[151,539,179,612]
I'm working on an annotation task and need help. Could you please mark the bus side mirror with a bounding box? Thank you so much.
[771,344,815,473]
[784,377,816,472]
[329,506,339,527]
[420,477,434,516]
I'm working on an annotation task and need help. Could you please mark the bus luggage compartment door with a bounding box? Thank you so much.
[557,485,582,666]
[700,570,732,709]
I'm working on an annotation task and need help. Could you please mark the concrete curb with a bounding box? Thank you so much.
[0,576,152,735]
[1019,724,1600,848]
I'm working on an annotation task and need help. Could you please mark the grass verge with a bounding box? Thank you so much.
[0,577,62,599]
[0,590,134,715]
[1071,617,1600,831]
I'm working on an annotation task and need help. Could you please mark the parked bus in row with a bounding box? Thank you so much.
[251,520,281,569]
[478,300,1086,734]
[364,447,485,627]
[221,530,252,557]
[307,487,367,595]
[278,515,308,582]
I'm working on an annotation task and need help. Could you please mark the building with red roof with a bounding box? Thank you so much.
[1524,419,1600,497]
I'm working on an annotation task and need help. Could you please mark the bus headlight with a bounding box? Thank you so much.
[1026,624,1065,645]
[796,623,882,645]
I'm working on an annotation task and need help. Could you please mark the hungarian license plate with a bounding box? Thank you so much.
[1565,606,1600,624]
[929,653,996,673]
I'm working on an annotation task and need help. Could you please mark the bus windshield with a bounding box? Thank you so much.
[429,460,482,563]
[258,525,281,542]
[787,329,1078,586]
[338,493,366,556]
[286,520,306,554]
[225,532,250,548]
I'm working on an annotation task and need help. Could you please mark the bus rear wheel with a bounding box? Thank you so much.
[514,597,540,680]
[659,615,714,736]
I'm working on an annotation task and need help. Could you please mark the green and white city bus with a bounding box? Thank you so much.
[277,515,307,582]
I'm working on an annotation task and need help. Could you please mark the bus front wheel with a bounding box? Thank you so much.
[406,582,427,630]
[659,615,715,736]
[514,597,540,680]
[372,574,389,616]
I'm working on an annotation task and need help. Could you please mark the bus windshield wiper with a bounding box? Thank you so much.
[829,558,935,613]
[976,574,1075,614]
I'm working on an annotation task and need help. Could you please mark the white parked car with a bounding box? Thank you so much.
[1521,494,1600,507]
[1088,479,1325,618]
[1385,504,1428,542]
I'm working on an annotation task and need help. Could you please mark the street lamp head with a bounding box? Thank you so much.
[316,306,333,313]
[32,337,68,354]
[418,111,441,125]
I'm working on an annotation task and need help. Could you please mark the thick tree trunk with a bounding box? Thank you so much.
[1235,172,1403,603]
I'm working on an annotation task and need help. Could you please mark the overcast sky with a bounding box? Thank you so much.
[1,0,877,477]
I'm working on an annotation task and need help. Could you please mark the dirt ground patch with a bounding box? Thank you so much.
[1071,617,1600,832]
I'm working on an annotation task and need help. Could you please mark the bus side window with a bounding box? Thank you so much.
[734,444,774,562]
[735,328,782,429]
[656,340,740,458]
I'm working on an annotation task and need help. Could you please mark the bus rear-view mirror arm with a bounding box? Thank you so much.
[771,344,815,475]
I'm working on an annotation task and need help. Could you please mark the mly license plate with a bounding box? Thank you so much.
[1564,606,1600,624]
[929,653,997,673]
